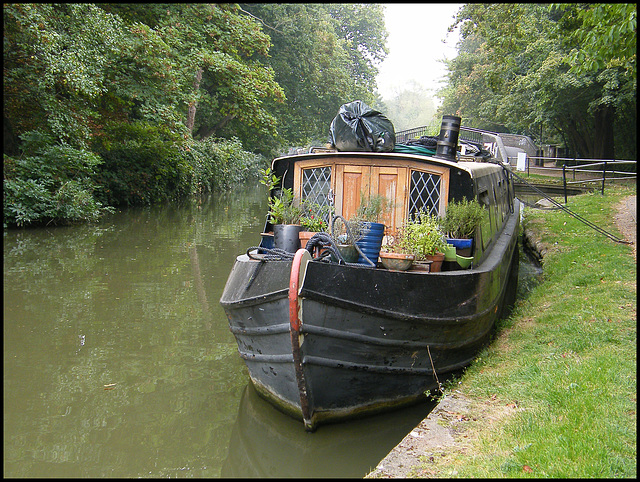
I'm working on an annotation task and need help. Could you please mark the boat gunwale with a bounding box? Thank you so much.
[220,204,518,314]
[300,323,489,349]
[220,286,288,307]
[237,351,294,364]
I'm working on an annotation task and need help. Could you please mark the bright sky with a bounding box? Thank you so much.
[376,3,463,101]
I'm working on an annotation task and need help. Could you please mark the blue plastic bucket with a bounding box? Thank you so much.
[356,222,385,265]
[446,237,473,257]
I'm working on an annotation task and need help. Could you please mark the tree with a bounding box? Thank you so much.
[556,3,636,159]
[3,3,281,223]
[3,3,141,149]
[238,3,388,152]
[98,4,285,143]
[325,3,389,98]
[3,2,392,225]
[438,3,636,159]
[566,3,636,83]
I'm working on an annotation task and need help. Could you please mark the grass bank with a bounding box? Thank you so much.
[411,185,636,478]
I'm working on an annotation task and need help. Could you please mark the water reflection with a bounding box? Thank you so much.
[222,383,435,478]
[3,186,266,477]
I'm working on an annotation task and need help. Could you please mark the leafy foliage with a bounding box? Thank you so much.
[93,125,263,207]
[267,188,304,225]
[3,131,113,227]
[402,211,447,259]
[3,3,390,226]
[355,193,392,223]
[184,137,264,194]
[439,3,636,159]
[565,3,636,82]
[300,202,331,232]
[439,197,485,239]
[92,121,190,206]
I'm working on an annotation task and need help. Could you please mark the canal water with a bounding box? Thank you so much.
[3,183,540,478]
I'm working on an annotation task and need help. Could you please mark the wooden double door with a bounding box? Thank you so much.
[294,156,450,235]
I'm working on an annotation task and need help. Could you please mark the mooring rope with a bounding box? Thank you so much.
[246,246,295,260]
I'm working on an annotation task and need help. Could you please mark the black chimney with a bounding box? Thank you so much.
[435,115,461,162]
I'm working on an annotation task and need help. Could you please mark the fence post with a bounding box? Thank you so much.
[563,164,567,204]
[602,161,606,194]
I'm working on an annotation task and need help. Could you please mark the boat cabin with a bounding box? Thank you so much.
[268,150,515,263]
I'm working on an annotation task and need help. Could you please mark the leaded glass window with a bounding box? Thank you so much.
[408,170,441,219]
[301,166,333,223]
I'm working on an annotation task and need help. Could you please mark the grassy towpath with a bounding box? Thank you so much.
[368,184,636,478]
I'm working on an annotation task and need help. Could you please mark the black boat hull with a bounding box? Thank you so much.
[220,201,520,430]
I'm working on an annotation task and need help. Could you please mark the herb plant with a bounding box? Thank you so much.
[300,202,330,232]
[403,211,447,259]
[355,193,392,223]
[439,197,485,239]
[267,187,304,225]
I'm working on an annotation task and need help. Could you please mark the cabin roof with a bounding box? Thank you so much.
[272,151,504,178]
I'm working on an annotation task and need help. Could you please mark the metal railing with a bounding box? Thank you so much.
[395,125,531,165]
[507,155,637,198]
[396,125,486,145]
[396,126,636,196]
[395,125,438,143]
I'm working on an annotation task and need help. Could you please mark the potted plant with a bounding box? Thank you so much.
[329,215,363,263]
[404,211,447,272]
[260,166,305,253]
[266,187,305,252]
[379,228,415,271]
[439,197,484,257]
[300,201,330,232]
[299,202,330,255]
[258,167,279,251]
[353,193,392,265]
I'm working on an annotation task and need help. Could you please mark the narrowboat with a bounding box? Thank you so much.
[220,114,520,431]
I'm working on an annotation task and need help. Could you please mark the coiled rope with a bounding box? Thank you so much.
[246,214,377,266]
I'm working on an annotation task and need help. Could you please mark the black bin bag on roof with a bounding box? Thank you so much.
[329,100,395,152]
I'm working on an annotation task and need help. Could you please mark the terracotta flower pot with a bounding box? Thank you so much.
[425,252,445,272]
[299,231,317,250]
